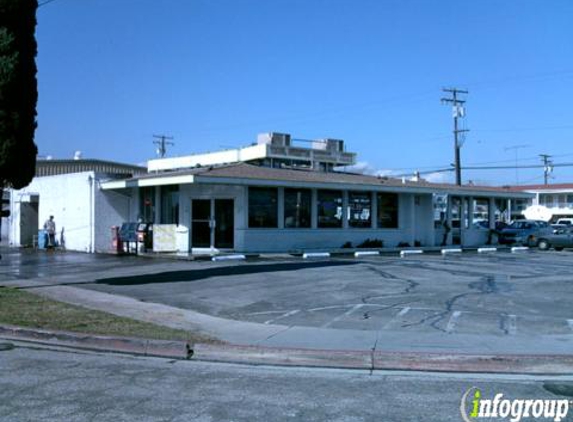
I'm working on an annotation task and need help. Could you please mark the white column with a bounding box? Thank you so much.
[445,195,453,246]
[311,189,318,229]
[371,192,377,229]
[409,194,416,245]
[488,198,495,229]
[277,187,285,229]
[468,196,474,228]
[342,191,349,229]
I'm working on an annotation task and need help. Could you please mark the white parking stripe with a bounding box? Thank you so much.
[263,309,300,325]
[308,305,352,312]
[446,311,462,333]
[321,304,364,328]
[382,307,411,330]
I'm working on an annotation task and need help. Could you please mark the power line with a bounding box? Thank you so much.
[38,0,59,7]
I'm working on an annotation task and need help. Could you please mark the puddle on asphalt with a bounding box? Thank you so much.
[468,274,512,294]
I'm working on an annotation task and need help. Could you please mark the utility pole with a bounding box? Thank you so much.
[153,134,174,158]
[441,88,469,186]
[540,154,553,185]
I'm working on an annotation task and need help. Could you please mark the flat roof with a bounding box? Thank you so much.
[36,159,146,177]
[101,162,533,198]
[503,183,573,192]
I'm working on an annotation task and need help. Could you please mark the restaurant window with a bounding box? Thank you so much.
[377,193,399,228]
[317,190,343,228]
[284,189,311,228]
[248,187,278,228]
[160,185,179,224]
[139,186,155,223]
[348,192,371,228]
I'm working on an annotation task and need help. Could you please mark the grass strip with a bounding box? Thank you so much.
[0,286,219,343]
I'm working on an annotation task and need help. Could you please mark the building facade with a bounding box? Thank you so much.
[8,135,532,254]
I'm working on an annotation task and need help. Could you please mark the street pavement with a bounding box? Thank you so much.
[1,342,573,422]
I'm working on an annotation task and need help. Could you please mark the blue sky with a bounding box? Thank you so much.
[36,0,573,185]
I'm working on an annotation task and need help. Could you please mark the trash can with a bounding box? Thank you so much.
[176,226,189,253]
[111,226,123,254]
[37,229,47,249]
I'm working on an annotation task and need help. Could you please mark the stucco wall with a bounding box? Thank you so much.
[94,182,136,253]
[10,172,93,252]
[9,173,136,253]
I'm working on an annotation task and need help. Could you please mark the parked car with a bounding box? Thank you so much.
[537,227,573,251]
[473,221,509,232]
[556,218,573,226]
[551,223,569,234]
[498,220,554,246]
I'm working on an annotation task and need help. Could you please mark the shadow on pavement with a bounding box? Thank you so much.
[95,260,358,286]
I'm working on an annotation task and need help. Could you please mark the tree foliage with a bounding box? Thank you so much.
[0,0,38,190]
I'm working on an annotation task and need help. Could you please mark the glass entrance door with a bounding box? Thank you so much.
[191,199,211,248]
[191,199,234,249]
[214,199,234,248]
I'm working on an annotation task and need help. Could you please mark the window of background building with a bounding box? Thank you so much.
[139,186,155,223]
[160,185,179,224]
[317,190,343,228]
[248,187,278,228]
[377,193,398,228]
[284,189,311,228]
[348,192,371,228]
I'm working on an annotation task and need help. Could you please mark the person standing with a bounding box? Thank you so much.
[44,215,56,248]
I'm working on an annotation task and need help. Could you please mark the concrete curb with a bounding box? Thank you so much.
[3,325,573,374]
[193,344,573,374]
[0,325,192,360]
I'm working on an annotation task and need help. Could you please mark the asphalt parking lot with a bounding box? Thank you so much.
[75,250,573,339]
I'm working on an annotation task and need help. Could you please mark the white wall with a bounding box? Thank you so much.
[94,182,136,253]
[9,173,135,253]
[10,172,93,252]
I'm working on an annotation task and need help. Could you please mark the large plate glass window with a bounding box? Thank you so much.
[377,193,398,228]
[284,188,311,228]
[348,192,371,228]
[160,185,179,224]
[317,190,343,228]
[248,187,278,228]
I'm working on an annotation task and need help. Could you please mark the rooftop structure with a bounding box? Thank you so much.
[35,159,147,178]
[147,132,356,173]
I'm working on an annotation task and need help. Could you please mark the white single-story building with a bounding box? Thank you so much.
[8,134,533,254]
[8,159,145,252]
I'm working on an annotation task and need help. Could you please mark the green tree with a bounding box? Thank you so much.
[0,0,38,241]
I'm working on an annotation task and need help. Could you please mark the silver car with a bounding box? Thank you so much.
[537,227,573,251]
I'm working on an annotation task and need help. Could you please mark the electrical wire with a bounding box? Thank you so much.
[38,0,59,7]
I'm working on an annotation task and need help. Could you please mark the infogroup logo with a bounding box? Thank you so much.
[460,387,571,422]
